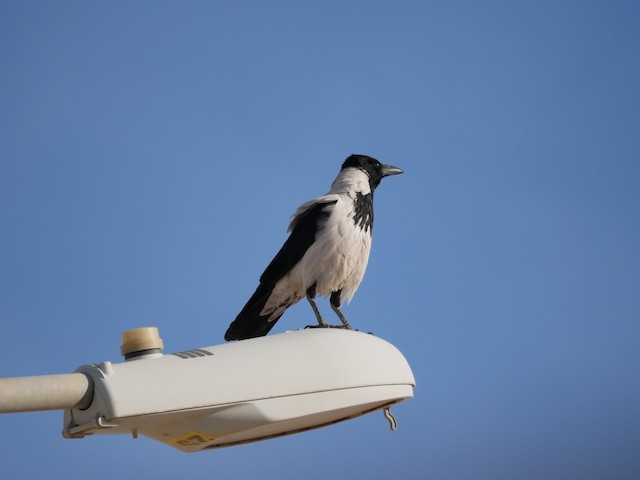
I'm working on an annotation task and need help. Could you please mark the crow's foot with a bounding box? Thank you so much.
[304,324,351,330]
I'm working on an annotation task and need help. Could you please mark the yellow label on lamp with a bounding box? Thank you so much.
[170,431,217,447]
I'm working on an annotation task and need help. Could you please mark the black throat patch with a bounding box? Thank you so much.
[353,192,374,233]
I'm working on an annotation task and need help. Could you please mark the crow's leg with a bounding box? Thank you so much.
[330,291,352,330]
[306,283,328,327]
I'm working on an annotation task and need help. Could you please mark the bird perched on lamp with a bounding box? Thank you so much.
[225,154,403,341]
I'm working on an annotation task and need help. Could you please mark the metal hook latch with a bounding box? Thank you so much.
[383,407,398,431]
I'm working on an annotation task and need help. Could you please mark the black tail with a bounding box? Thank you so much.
[224,283,285,341]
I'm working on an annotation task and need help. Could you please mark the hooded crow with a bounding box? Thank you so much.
[224,154,403,341]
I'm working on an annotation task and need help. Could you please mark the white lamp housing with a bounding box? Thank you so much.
[63,329,415,452]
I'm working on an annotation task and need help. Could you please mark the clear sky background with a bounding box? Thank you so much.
[1,1,639,479]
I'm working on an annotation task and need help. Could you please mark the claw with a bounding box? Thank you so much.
[304,324,349,330]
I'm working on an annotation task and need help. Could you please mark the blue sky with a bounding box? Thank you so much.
[1,1,639,478]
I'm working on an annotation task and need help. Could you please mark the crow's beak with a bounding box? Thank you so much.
[381,164,404,177]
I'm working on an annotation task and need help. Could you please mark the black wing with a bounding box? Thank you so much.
[224,200,337,340]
